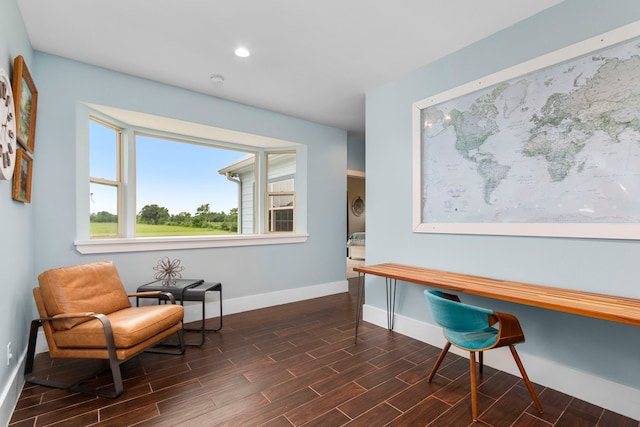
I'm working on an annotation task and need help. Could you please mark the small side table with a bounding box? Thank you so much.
[137,279,223,346]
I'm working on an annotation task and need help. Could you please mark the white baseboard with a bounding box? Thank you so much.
[0,348,26,427]
[190,279,348,321]
[362,304,640,421]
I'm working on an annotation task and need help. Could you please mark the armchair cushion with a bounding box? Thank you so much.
[38,261,132,330]
[52,305,185,349]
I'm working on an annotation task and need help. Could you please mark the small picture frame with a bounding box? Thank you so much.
[12,55,38,153]
[12,148,32,203]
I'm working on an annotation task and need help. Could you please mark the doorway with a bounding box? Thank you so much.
[347,173,365,278]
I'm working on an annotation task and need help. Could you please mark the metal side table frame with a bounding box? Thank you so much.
[137,279,223,346]
[181,281,223,345]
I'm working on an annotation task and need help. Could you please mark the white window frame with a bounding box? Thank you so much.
[89,118,123,238]
[266,191,296,232]
[266,151,296,233]
[74,104,308,254]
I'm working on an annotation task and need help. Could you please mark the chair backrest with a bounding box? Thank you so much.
[37,261,131,330]
[424,290,493,332]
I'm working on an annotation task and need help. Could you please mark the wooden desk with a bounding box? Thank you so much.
[353,263,640,342]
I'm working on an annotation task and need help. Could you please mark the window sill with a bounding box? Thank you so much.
[74,233,309,254]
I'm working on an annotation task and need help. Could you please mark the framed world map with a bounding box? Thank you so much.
[412,21,640,240]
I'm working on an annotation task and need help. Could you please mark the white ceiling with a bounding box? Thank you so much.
[17,0,563,140]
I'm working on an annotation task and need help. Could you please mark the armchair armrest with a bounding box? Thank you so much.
[37,312,113,334]
[129,291,162,298]
[52,312,96,319]
[131,291,177,304]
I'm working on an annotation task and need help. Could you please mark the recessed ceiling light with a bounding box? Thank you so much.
[234,47,250,58]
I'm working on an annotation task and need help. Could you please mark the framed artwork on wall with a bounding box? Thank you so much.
[351,196,365,217]
[0,68,17,180]
[12,55,38,153]
[412,21,640,240]
[12,148,32,203]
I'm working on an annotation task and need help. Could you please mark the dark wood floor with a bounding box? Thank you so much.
[10,278,639,427]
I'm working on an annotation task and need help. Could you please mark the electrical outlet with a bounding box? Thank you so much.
[6,342,12,366]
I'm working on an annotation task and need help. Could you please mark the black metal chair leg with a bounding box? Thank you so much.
[24,318,125,398]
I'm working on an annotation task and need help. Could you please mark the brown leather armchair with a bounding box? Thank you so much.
[25,261,185,398]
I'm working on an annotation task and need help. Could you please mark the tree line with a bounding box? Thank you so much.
[90,203,238,232]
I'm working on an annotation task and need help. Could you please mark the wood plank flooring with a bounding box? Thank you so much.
[10,278,639,426]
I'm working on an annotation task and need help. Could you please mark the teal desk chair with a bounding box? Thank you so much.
[424,289,543,422]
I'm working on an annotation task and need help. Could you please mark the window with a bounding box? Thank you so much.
[134,134,253,237]
[267,178,295,232]
[89,119,122,238]
[77,105,307,254]
[266,152,296,232]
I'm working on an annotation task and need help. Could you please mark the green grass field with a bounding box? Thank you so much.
[90,222,233,237]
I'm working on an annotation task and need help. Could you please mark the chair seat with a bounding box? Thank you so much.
[53,305,184,349]
[444,326,499,350]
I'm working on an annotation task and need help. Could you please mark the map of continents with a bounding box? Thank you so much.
[421,37,640,224]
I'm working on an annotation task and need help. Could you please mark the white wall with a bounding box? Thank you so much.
[365,0,640,420]
[240,175,255,234]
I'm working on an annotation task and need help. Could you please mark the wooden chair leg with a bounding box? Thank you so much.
[428,341,451,382]
[479,351,483,373]
[509,345,543,414]
[469,351,479,422]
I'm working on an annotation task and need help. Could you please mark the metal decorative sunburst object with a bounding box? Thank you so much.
[153,257,185,286]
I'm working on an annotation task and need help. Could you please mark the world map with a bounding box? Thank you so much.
[421,35,640,225]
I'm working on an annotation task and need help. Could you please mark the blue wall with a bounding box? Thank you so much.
[347,135,365,172]
[0,0,36,422]
[31,52,348,297]
[366,0,640,417]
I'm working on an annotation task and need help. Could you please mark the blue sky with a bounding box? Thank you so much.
[89,122,249,216]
